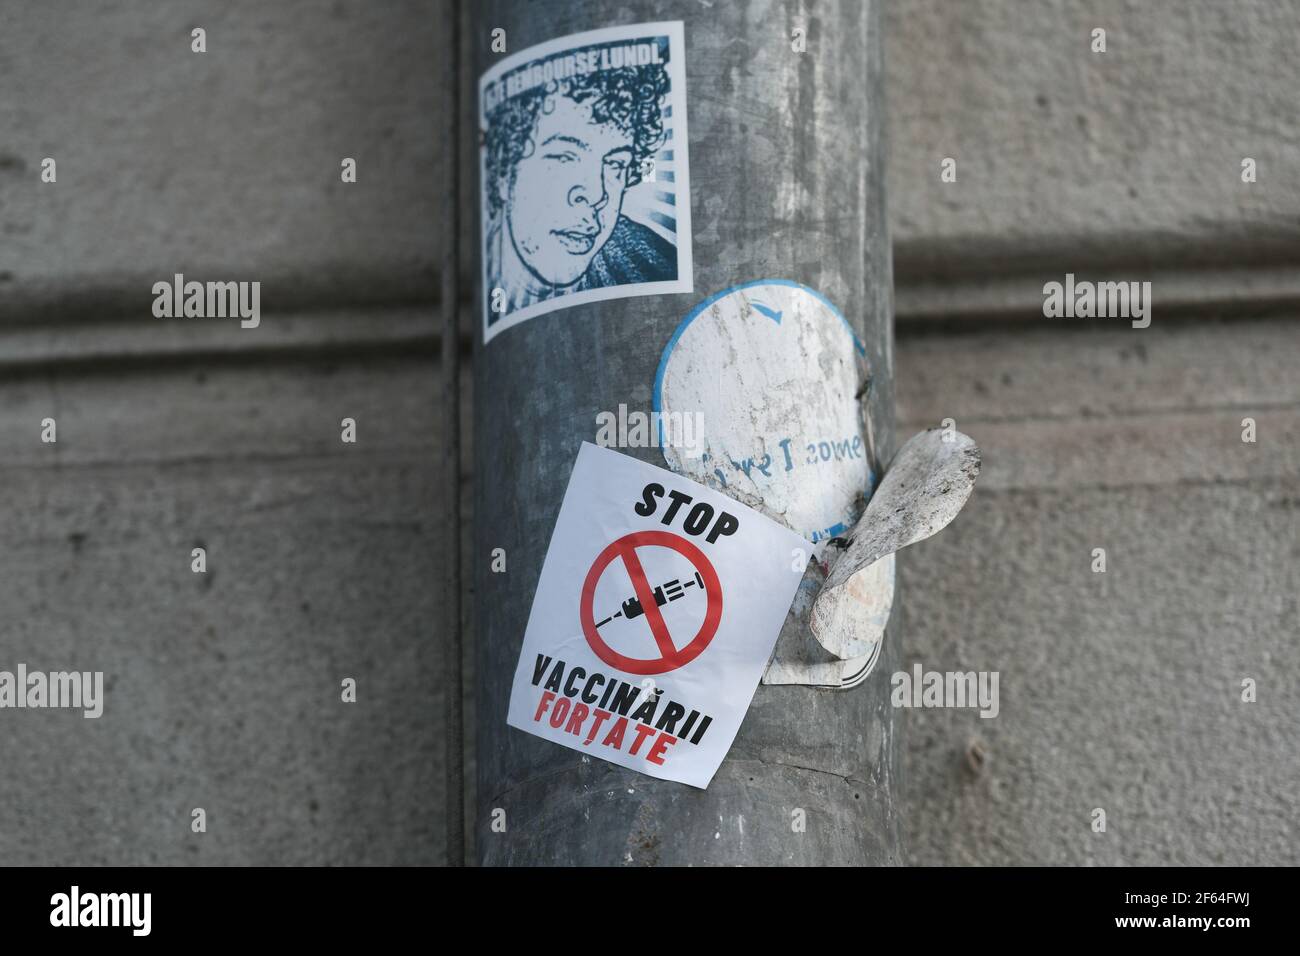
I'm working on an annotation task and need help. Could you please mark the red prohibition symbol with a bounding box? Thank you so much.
[580,530,723,675]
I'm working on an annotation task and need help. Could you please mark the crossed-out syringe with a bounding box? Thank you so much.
[594,571,706,628]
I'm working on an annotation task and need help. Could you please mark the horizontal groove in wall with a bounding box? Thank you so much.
[0,266,442,328]
[2,230,1295,368]
[896,264,1300,325]
[0,309,440,376]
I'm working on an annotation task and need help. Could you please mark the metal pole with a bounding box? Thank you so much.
[445,0,467,869]
[472,0,896,865]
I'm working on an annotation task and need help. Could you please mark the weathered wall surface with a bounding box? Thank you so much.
[895,318,1300,865]
[1,0,1297,865]
[0,2,454,866]
[885,0,1300,319]
[0,351,447,865]
[881,0,1300,864]
[9,0,1296,315]
[0,0,444,319]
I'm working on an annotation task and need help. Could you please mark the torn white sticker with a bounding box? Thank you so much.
[654,280,874,549]
[762,552,894,688]
[507,442,809,788]
[480,22,693,344]
[653,281,882,687]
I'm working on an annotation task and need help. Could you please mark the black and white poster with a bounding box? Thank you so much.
[479,22,693,343]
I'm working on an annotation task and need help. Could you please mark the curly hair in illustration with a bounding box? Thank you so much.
[484,57,677,316]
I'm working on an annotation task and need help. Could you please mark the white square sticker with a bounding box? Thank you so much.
[507,443,811,788]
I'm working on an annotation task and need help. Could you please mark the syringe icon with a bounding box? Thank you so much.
[594,571,705,628]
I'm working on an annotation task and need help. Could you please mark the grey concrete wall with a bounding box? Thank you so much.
[1,2,453,866]
[9,0,1295,314]
[880,2,1300,863]
[0,0,445,319]
[894,317,1300,865]
[0,352,447,865]
[1,0,1297,865]
[885,0,1300,319]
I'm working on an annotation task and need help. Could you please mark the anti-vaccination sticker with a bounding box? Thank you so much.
[506,442,810,788]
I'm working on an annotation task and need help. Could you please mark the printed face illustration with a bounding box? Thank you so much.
[506,95,636,287]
